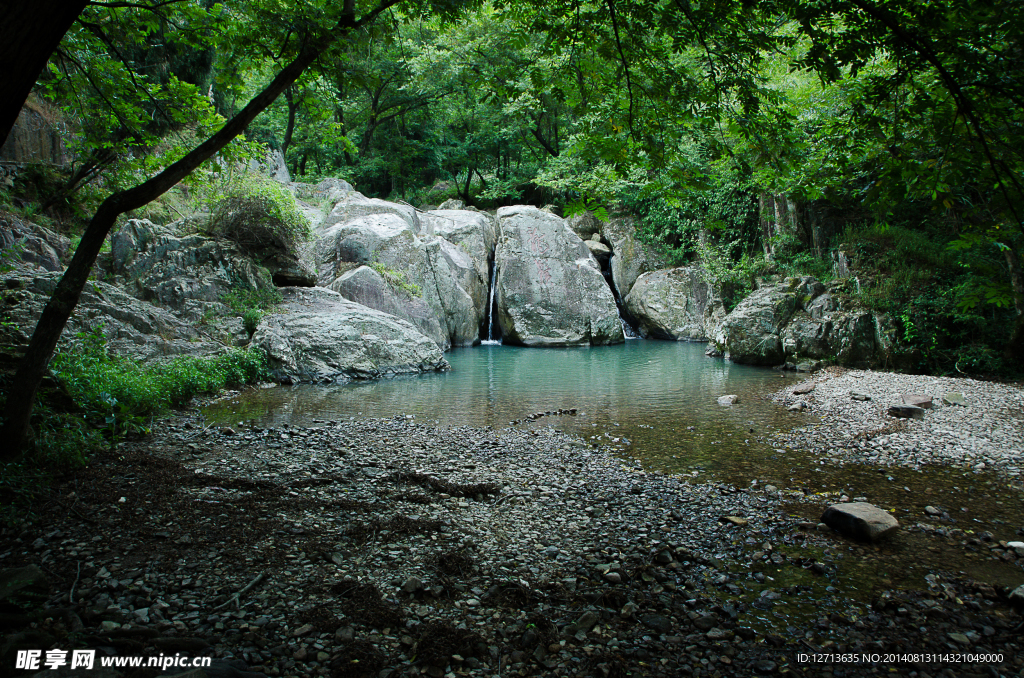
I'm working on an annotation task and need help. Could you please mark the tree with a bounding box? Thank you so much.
[0,0,463,458]
[0,1,88,149]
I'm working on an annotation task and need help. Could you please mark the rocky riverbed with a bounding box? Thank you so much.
[2,400,1022,678]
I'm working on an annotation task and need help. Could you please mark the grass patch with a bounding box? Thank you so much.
[370,262,421,298]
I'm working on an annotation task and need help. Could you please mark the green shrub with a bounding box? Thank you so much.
[207,176,311,254]
[51,327,270,439]
[370,261,421,297]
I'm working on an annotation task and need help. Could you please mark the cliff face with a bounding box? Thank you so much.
[0,97,71,166]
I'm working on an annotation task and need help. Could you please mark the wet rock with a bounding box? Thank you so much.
[639,614,673,634]
[821,502,899,542]
[942,392,968,406]
[717,395,739,406]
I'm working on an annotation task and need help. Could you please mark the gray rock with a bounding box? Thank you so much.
[624,267,725,341]
[323,191,420,233]
[888,404,926,419]
[942,392,968,406]
[494,206,623,346]
[0,216,69,271]
[712,277,822,365]
[0,270,230,363]
[420,209,498,278]
[251,287,449,383]
[1009,584,1024,605]
[901,394,933,409]
[820,502,899,542]
[402,576,424,593]
[437,198,465,210]
[639,613,673,634]
[717,395,739,406]
[850,391,871,401]
[602,214,667,298]
[584,239,611,265]
[330,265,446,348]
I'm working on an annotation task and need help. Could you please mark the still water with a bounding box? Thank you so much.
[205,340,805,470]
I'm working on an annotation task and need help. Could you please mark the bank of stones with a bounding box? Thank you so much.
[772,367,1024,478]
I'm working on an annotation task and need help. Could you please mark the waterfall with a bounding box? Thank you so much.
[482,261,501,345]
[620,314,640,339]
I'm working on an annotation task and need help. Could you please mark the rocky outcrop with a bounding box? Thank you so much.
[0,270,235,362]
[251,287,449,383]
[494,205,623,346]
[0,216,70,272]
[706,276,894,367]
[314,196,493,349]
[624,267,725,341]
[602,214,666,298]
[109,219,278,322]
[329,265,446,348]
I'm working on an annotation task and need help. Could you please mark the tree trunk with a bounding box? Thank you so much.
[0,1,87,149]
[1004,244,1024,364]
[0,0,401,459]
[281,85,298,157]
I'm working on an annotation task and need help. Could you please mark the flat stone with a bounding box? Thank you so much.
[942,392,968,406]
[792,382,815,395]
[820,502,899,542]
[717,395,739,406]
[722,516,748,526]
[1009,584,1024,605]
[947,632,971,645]
[901,394,933,409]
[639,613,673,634]
[888,404,925,419]
[850,391,871,401]
[924,506,941,516]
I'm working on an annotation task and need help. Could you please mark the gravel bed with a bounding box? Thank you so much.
[773,368,1024,477]
[1,412,1022,678]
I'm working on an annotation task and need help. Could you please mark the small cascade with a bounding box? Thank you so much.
[482,261,501,345]
[620,313,640,339]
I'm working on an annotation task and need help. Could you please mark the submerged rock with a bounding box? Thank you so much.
[494,206,622,347]
[821,502,899,542]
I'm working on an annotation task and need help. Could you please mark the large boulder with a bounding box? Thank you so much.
[602,214,667,298]
[314,210,483,349]
[419,209,499,277]
[781,294,878,365]
[494,205,623,346]
[323,191,420,233]
[329,265,446,348]
[624,267,726,341]
[710,277,824,365]
[251,287,449,383]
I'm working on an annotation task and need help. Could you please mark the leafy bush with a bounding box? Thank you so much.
[207,176,311,254]
[221,286,282,335]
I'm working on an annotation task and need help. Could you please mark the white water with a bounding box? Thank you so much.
[482,262,501,345]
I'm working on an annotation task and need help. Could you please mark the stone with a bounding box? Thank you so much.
[717,395,739,406]
[850,391,871,401]
[624,267,725,341]
[792,382,815,395]
[901,394,933,409]
[402,576,424,593]
[942,392,968,406]
[947,632,971,645]
[638,614,673,634]
[330,265,446,349]
[924,506,941,516]
[1009,584,1024,605]
[584,238,612,265]
[888,404,925,419]
[494,205,623,346]
[0,565,48,607]
[602,214,667,298]
[575,611,599,632]
[722,516,748,526]
[293,624,315,637]
[0,216,69,271]
[693,615,717,631]
[820,502,899,542]
[251,287,450,383]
